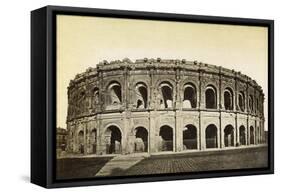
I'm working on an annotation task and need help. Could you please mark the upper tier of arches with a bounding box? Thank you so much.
[67,59,264,120]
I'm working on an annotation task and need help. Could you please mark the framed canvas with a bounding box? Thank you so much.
[31,5,274,188]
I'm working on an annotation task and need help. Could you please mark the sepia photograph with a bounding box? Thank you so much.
[55,14,269,180]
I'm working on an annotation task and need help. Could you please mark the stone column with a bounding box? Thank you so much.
[218,121,221,148]
[200,120,206,150]
[83,122,87,155]
[175,111,183,152]
[246,118,250,145]
[149,111,156,153]
[220,124,224,148]
[233,125,237,146]
[235,114,239,146]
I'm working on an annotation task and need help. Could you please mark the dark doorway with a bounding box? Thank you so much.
[183,84,197,108]
[78,130,84,154]
[108,82,122,105]
[136,83,148,109]
[90,129,97,154]
[224,89,233,110]
[159,125,173,151]
[134,127,148,152]
[224,125,234,147]
[206,124,218,148]
[239,126,246,145]
[183,124,197,150]
[160,82,173,108]
[250,126,255,144]
[239,92,245,111]
[205,86,216,109]
[106,126,122,154]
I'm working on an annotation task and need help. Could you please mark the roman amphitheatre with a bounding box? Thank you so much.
[65,58,266,156]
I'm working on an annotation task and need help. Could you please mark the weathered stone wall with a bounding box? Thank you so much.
[66,58,266,155]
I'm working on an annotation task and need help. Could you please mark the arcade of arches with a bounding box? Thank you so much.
[66,59,266,155]
[73,122,263,155]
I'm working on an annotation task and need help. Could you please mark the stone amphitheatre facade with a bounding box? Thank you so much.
[65,58,266,155]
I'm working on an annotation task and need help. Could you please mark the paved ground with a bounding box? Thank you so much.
[56,146,268,179]
[95,154,146,176]
[56,156,113,180]
[121,147,268,176]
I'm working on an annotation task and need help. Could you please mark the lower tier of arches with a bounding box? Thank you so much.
[67,112,266,155]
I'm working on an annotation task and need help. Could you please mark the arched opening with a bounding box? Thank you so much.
[159,125,173,151]
[239,92,245,112]
[90,129,97,154]
[224,125,234,147]
[249,95,254,113]
[108,82,122,105]
[183,84,197,108]
[91,87,99,108]
[134,127,148,152]
[160,82,173,108]
[105,126,122,154]
[239,125,246,145]
[224,88,233,110]
[256,98,259,113]
[183,124,197,150]
[78,130,84,154]
[77,90,86,115]
[205,85,217,109]
[250,126,255,145]
[206,124,218,148]
[135,83,148,109]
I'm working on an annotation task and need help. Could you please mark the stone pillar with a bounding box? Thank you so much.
[221,124,224,148]
[149,111,156,153]
[218,121,221,148]
[175,111,183,152]
[122,111,129,154]
[83,122,87,155]
[235,114,239,146]
[197,120,200,150]
[233,125,237,146]
[200,123,206,150]
[246,118,250,145]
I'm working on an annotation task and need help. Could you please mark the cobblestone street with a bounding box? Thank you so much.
[57,146,268,179]
[121,147,268,176]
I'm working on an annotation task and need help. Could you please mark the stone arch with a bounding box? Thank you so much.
[135,82,148,109]
[205,124,218,148]
[238,92,245,112]
[89,128,97,154]
[107,81,122,105]
[134,127,148,152]
[239,125,246,145]
[256,97,259,114]
[224,87,234,110]
[183,124,197,150]
[105,125,122,154]
[77,89,86,115]
[91,87,99,108]
[205,85,217,109]
[77,130,84,154]
[159,81,174,108]
[159,125,173,151]
[224,125,234,147]
[250,126,255,144]
[183,83,197,108]
[249,95,254,113]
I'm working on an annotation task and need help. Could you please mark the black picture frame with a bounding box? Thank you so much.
[31,5,274,188]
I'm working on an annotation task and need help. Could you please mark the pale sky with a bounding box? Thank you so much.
[57,15,268,130]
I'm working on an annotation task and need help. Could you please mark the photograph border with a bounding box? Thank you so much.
[31,5,274,188]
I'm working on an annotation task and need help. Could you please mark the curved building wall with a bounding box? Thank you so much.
[66,58,266,155]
